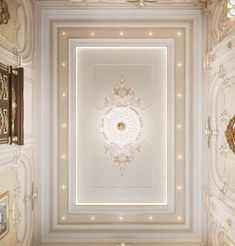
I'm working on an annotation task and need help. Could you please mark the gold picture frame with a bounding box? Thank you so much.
[0,191,9,240]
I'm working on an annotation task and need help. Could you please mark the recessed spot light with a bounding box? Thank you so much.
[62,93,66,97]
[177,32,182,36]
[62,62,66,67]
[62,216,66,220]
[177,124,182,129]
[62,155,66,159]
[120,32,124,36]
[148,32,153,36]
[91,216,95,221]
[62,124,67,128]
[119,216,124,221]
[177,93,182,98]
[148,216,153,221]
[177,185,182,190]
[177,216,182,221]
[61,185,66,190]
[177,63,182,67]
[91,32,95,37]
[62,32,66,36]
[178,154,183,160]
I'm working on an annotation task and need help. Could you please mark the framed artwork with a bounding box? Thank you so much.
[0,191,9,239]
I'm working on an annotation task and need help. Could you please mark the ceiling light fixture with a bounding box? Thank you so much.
[227,0,235,18]
[127,0,158,8]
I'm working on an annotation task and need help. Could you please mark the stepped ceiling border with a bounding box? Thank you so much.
[35,0,205,243]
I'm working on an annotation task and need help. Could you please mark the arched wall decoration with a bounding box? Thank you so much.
[206,30,235,245]
[16,0,34,65]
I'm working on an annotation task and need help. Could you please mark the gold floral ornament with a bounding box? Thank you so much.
[105,76,141,107]
[0,0,10,25]
[102,76,142,175]
[225,115,235,154]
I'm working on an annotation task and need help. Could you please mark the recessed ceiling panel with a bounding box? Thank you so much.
[72,43,173,205]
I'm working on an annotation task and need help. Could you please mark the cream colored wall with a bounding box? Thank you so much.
[205,1,235,244]
[0,0,19,44]
[0,169,18,246]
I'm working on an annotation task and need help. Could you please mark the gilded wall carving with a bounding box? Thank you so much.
[0,0,19,45]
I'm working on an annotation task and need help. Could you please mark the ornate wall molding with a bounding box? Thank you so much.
[16,0,34,65]
[206,0,235,48]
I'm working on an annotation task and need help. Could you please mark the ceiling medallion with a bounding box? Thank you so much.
[225,115,235,154]
[0,0,10,25]
[101,77,142,175]
[127,0,158,8]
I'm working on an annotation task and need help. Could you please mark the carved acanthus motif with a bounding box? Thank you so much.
[0,0,10,25]
[0,108,8,135]
[0,72,8,100]
[105,76,141,107]
[102,77,143,175]
[25,183,38,210]
[205,117,218,148]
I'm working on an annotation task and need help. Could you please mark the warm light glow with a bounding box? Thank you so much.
[177,32,182,36]
[91,216,95,221]
[148,32,153,36]
[119,216,124,221]
[62,62,66,67]
[177,63,182,67]
[148,216,153,221]
[120,32,124,36]
[91,32,95,36]
[62,155,66,159]
[177,124,182,129]
[62,93,66,97]
[62,216,66,220]
[62,124,66,128]
[61,185,66,190]
[177,93,182,98]
[178,154,183,160]
[62,32,66,36]
[177,185,182,190]
[177,216,182,221]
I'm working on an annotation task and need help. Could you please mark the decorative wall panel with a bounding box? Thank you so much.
[0,64,24,145]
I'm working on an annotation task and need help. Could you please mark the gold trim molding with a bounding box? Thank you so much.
[225,115,235,154]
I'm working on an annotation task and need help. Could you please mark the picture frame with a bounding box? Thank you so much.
[0,191,9,240]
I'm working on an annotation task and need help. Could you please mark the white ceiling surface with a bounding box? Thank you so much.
[75,46,168,204]
[37,1,204,245]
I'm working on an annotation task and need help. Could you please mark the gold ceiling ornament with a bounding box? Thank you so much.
[126,0,158,8]
[102,76,143,175]
[0,0,10,25]
[105,76,141,107]
[225,115,235,154]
